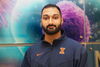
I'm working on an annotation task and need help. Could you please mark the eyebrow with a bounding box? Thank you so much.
[43,14,59,17]
[43,14,48,17]
[53,14,59,16]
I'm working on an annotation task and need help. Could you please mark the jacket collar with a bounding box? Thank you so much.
[41,30,66,47]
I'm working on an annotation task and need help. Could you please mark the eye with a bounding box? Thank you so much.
[43,17,49,20]
[53,16,59,19]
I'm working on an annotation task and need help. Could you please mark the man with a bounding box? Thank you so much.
[21,4,88,67]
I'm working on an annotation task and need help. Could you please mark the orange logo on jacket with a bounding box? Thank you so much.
[36,52,43,56]
[59,48,65,54]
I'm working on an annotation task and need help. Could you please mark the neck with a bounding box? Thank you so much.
[44,31,62,45]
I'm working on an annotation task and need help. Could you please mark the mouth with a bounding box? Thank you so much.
[47,26,56,30]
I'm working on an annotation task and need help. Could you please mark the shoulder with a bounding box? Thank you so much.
[64,37,87,55]
[64,36,81,46]
[25,42,41,56]
[64,36,86,51]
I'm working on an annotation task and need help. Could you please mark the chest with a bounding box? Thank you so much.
[30,47,74,67]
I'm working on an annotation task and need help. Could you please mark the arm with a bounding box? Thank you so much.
[74,46,88,67]
[21,49,31,67]
[79,46,88,67]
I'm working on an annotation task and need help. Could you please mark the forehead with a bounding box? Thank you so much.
[42,7,60,16]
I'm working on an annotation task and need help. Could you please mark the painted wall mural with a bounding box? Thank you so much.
[0,0,99,67]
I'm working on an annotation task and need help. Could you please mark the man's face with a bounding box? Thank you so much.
[41,7,63,35]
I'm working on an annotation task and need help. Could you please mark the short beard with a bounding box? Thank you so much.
[42,24,61,35]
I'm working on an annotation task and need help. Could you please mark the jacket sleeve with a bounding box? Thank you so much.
[74,46,88,67]
[21,49,31,67]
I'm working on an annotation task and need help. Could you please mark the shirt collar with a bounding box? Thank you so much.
[41,30,66,47]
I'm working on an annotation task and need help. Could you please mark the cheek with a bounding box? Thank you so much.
[41,22,48,28]
[54,20,61,25]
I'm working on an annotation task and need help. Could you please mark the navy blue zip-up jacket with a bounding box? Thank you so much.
[21,33,88,67]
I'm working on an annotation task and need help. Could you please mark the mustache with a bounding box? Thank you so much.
[47,24,56,28]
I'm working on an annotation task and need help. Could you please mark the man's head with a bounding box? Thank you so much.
[41,4,63,35]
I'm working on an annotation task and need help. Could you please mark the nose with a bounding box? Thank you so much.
[48,18,53,24]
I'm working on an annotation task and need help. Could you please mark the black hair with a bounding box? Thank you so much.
[41,4,62,17]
